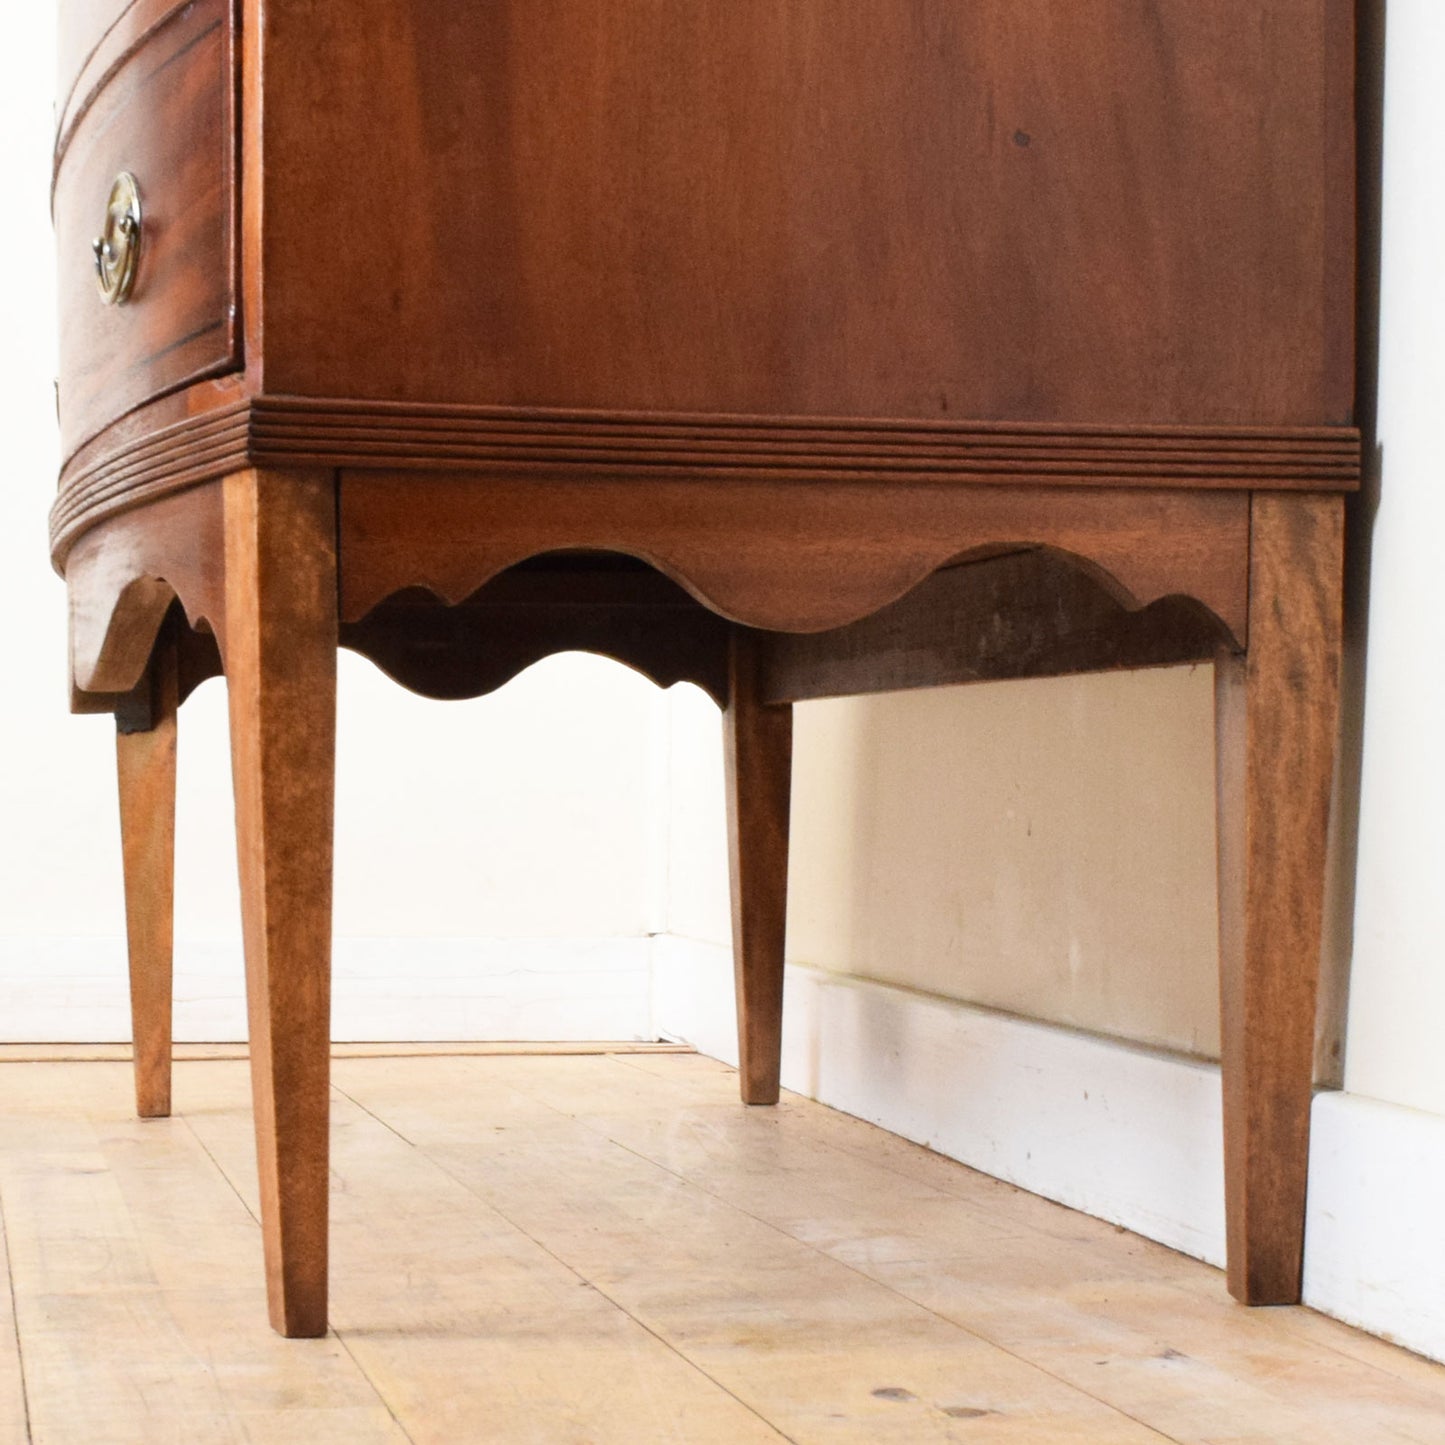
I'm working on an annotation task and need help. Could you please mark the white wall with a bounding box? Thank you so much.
[1337,0,1445,1119]
[0,11,669,1042]
[1292,7,1445,1355]
[666,670,1221,1056]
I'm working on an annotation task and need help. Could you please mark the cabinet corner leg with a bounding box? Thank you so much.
[117,637,179,1120]
[724,630,793,1106]
[1214,493,1344,1304]
[224,469,338,1337]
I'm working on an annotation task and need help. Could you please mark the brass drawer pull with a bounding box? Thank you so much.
[92,172,142,306]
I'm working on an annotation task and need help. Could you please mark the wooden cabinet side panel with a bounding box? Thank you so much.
[255,0,1353,428]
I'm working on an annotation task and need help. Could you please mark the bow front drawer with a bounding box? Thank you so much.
[58,0,139,119]
[53,0,237,462]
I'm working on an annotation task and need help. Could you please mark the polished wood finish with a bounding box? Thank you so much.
[50,401,1359,573]
[64,480,224,699]
[50,379,250,565]
[56,0,212,162]
[46,0,1361,565]
[340,550,1236,714]
[53,0,1357,1334]
[222,469,337,1337]
[53,0,236,459]
[253,1,1352,428]
[725,631,793,1106]
[338,475,1252,640]
[115,624,178,1118]
[1214,493,1345,1305]
[760,550,1232,705]
[56,0,134,121]
[340,560,731,706]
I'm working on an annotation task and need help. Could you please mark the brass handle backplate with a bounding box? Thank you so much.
[92,172,142,306]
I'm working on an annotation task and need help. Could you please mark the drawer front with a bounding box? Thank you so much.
[54,0,236,462]
[58,0,134,120]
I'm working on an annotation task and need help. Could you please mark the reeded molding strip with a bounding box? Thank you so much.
[51,395,1362,566]
[52,400,251,565]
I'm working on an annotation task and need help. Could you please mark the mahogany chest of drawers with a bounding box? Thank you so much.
[53,0,1357,1335]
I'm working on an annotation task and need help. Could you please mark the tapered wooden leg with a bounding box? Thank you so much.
[1214,493,1343,1305]
[223,469,338,1338]
[724,629,793,1105]
[116,639,179,1119]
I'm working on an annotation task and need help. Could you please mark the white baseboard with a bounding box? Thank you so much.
[653,935,1445,1363]
[1304,1090,1445,1363]
[0,935,655,1042]
[651,935,1227,1265]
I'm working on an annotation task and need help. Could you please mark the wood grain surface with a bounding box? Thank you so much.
[53,0,236,461]
[48,397,1361,572]
[759,549,1231,705]
[115,628,178,1119]
[342,550,1227,710]
[339,559,732,705]
[237,405,1361,487]
[56,0,137,127]
[222,469,338,1337]
[724,631,793,1106]
[338,474,1252,640]
[64,480,225,696]
[251,0,1354,428]
[1214,493,1345,1304]
[55,0,203,165]
[6,1054,1445,1441]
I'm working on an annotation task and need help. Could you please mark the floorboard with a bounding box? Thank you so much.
[0,1054,1440,1443]
[0,1204,29,1445]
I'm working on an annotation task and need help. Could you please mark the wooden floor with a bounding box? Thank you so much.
[0,1052,1443,1443]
